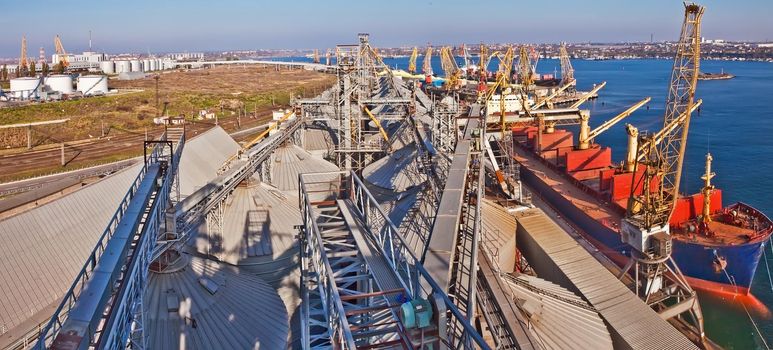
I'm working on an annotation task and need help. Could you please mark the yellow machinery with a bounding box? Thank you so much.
[577,97,650,150]
[620,3,706,338]
[559,43,575,88]
[408,47,418,74]
[517,46,532,87]
[422,45,433,76]
[439,46,462,90]
[54,35,69,68]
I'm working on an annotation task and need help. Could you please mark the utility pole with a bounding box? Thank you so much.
[60,143,65,166]
[154,75,160,115]
[27,126,32,150]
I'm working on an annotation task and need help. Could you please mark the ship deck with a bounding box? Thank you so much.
[514,139,767,247]
[512,144,623,233]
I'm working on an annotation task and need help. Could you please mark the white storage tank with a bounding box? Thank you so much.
[155,59,162,70]
[115,60,131,73]
[10,77,42,99]
[77,75,109,95]
[100,61,115,74]
[44,75,74,95]
[143,59,151,71]
[130,59,141,72]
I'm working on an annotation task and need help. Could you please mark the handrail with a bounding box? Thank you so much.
[298,174,358,349]
[345,170,490,349]
[35,132,182,349]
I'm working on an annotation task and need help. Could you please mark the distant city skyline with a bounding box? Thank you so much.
[0,0,771,57]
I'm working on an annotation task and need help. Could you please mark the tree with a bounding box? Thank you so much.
[18,63,28,78]
[54,62,65,74]
[41,62,49,76]
[29,61,36,77]
[1,65,7,81]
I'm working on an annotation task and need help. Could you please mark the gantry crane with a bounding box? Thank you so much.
[19,36,29,75]
[408,47,418,74]
[54,35,69,69]
[559,43,575,89]
[620,2,706,339]
[440,46,462,90]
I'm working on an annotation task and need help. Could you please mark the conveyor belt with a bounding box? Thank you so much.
[515,208,698,350]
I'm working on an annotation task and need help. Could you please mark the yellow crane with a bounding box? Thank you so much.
[19,35,28,74]
[408,47,418,74]
[559,43,575,88]
[54,35,69,69]
[517,46,532,87]
[621,3,706,336]
[422,45,433,76]
[439,46,462,90]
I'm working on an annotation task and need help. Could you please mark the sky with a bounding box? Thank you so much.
[0,0,771,57]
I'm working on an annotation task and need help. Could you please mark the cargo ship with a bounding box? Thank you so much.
[509,120,773,299]
[698,69,735,80]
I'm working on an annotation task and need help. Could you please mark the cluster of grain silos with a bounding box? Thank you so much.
[100,58,174,75]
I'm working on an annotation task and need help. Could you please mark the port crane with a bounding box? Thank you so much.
[408,47,418,74]
[439,46,462,90]
[54,35,69,69]
[422,44,433,82]
[517,46,533,87]
[559,43,575,89]
[620,2,706,340]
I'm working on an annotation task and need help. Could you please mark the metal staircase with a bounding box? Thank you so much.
[300,171,490,350]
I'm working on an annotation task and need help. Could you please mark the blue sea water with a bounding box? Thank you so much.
[282,55,773,348]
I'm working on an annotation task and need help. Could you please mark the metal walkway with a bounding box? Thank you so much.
[35,128,185,350]
[300,171,490,350]
[514,208,698,350]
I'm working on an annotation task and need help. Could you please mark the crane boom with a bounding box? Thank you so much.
[616,5,707,338]
[408,47,418,74]
[635,100,702,162]
[422,45,433,75]
[559,43,575,87]
[54,35,69,68]
[517,46,532,86]
[569,81,606,109]
[531,80,575,110]
[578,97,651,149]
[628,4,704,227]
[440,46,461,90]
